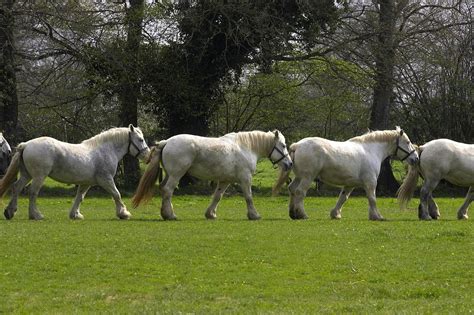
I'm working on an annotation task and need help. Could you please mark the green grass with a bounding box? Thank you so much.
[0,194,472,314]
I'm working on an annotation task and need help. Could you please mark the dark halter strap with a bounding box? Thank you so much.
[394,137,416,161]
[268,144,288,165]
[128,132,146,158]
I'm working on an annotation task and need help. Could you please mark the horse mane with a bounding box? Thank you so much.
[348,129,399,143]
[82,127,130,148]
[234,131,274,156]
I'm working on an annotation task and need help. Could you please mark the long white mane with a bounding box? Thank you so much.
[82,127,131,148]
[234,131,275,156]
[348,129,399,143]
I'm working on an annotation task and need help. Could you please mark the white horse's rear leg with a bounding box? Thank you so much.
[428,195,440,219]
[457,186,472,220]
[288,177,311,220]
[69,185,90,220]
[364,183,384,221]
[240,179,260,220]
[205,182,229,220]
[419,179,439,221]
[28,176,46,220]
[330,187,354,219]
[160,175,178,220]
[4,173,31,220]
[97,177,130,219]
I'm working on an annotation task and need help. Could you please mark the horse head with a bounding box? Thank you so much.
[128,125,151,160]
[0,133,12,175]
[394,127,419,165]
[269,130,293,171]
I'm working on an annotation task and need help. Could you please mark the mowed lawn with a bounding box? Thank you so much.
[0,193,472,313]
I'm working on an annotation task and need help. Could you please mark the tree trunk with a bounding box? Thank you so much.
[119,0,144,189]
[0,0,18,144]
[370,0,399,195]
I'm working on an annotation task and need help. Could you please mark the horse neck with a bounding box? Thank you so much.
[360,137,397,162]
[83,129,129,160]
[238,131,274,159]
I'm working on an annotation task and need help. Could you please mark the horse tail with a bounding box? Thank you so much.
[132,141,166,208]
[0,144,25,198]
[397,145,422,210]
[272,145,296,196]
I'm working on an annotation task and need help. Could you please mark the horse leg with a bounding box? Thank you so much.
[4,173,30,220]
[288,177,311,220]
[288,177,301,219]
[419,179,439,221]
[69,185,90,220]
[159,175,178,220]
[205,182,229,220]
[330,187,354,219]
[240,178,261,220]
[97,177,130,219]
[364,183,384,221]
[457,186,472,220]
[428,193,440,220]
[28,176,46,220]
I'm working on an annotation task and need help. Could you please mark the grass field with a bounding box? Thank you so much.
[1,160,472,313]
[0,193,472,313]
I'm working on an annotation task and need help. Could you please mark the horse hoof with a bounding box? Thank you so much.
[369,216,385,221]
[29,213,44,220]
[205,214,217,220]
[70,213,84,220]
[419,215,432,221]
[331,215,342,220]
[293,212,309,220]
[163,216,177,221]
[457,214,468,220]
[248,214,261,221]
[118,212,131,220]
[4,209,14,220]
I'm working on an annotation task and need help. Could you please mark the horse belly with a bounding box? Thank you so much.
[187,161,239,182]
[319,167,362,187]
[23,143,96,185]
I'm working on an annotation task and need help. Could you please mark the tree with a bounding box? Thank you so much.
[0,0,18,143]
[144,0,342,138]
[119,0,145,188]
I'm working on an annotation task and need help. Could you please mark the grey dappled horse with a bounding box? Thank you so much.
[0,125,150,220]
[132,130,292,220]
[398,139,473,220]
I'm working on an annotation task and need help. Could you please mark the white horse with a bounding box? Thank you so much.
[132,130,292,220]
[398,139,473,220]
[273,127,419,221]
[0,125,150,220]
[0,133,12,175]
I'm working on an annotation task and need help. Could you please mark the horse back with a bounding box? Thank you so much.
[292,137,368,184]
[21,137,98,184]
[162,135,254,181]
[421,139,474,186]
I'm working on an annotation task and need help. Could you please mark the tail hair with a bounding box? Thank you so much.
[272,145,295,196]
[0,145,25,198]
[397,145,422,210]
[132,143,164,208]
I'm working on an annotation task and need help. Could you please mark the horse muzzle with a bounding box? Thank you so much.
[282,160,293,171]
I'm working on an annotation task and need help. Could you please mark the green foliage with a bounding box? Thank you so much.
[213,58,373,142]
[0,196,472,313]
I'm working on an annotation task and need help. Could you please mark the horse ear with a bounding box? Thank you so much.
[129,124,135,132]
[400,129,404,136]
[274,130,279,139]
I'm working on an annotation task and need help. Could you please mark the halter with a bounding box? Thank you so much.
[128,132,147,158]
[268,143,289,166]
[394,136,416,161]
